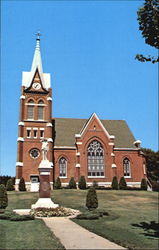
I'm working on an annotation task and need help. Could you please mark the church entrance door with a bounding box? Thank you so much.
[30,176,39,192]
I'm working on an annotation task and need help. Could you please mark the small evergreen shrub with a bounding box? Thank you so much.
[6,179,14,191]
[18,177,26,191]
[78,176,86,189]
[92,181,98,189]
[68,177,77,189]
[140,178,148,190]
[119,177,127,190]
[0,184,8,210]
[86,186,98,210]
[76,213,99,220]
[0,211,34,221]
[54,177,61,189]
[111,176,119,190]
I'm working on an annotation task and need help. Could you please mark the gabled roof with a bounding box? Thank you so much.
[53,117,136,148]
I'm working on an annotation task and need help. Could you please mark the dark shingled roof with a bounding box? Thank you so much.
[53,117,136,148]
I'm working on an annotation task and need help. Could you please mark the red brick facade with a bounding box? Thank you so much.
[15,39,146,191]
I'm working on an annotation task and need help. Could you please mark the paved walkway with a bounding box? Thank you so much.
[43,217,126,249]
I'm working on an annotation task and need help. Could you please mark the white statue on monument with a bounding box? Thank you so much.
[41,139,49,160]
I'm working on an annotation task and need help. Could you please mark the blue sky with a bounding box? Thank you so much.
[1,0,158,176]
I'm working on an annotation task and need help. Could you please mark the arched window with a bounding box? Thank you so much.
[38,100,44,120]
[123,158,131,177]
[27,100,34,120]
[59,157,67,177]
[87,140,104,177]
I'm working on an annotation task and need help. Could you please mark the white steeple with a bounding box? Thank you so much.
[31,32,43,74]
[22,32,51,90]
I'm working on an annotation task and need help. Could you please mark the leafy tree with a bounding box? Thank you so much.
[112,176,119,190]
[141,178,148,190]
[68,177,76,189]
[119,177,127,190]
[6,179,14,191]
[0,184,8,210]
[86,187,98,210]
[136,0,159,63]
[141,148,159,191]
[18,177,26,191]
[78,176,86,189]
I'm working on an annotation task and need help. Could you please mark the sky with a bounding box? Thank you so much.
[1,0,158,177]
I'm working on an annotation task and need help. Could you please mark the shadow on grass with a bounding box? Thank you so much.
[132,221,159,238]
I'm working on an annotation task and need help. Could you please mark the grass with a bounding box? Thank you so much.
[2,190,158,249]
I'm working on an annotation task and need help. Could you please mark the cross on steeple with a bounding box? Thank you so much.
[36,31,41,40]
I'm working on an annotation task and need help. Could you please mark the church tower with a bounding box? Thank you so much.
[15,34,53,191]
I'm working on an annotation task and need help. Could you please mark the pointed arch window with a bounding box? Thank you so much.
[123,158,131,177]
[59,157,67,178]
[38,100,44,120]
[87,140,104,177]
[27,100,34,120]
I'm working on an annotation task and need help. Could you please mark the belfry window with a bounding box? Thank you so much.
[123,158,131,177]
[59,157,67,177]
[87,140,104,177]
[27,100,34,119]
[38,100,44,120]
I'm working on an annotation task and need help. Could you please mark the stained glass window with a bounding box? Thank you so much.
[87,140,104,177]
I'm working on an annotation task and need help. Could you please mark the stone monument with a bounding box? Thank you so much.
[31,139,59,209]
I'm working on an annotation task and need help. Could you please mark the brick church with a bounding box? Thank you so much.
[15,35,146,191]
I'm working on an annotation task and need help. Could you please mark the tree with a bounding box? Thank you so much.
[141,178,148,190]
[112,176,119,190]
[6,179,14,191]
[18,177,26,191]
[119,177,127,190]
[86,187,98,210]
[136,0,159,63]
[141,148,159,191]
[54,177,61,189]
[68,177,77,189]
[78,176,86,189]
[0,184,8,210]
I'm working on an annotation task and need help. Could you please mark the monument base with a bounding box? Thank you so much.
[31,198,59,209]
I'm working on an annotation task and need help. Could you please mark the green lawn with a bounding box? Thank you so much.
[2,190,158,250]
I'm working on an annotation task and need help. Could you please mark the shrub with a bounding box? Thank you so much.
[0,211,34,221]
[92,181,98,189]
[111,176,119,190]
[78,176,86,189]
[140,178,148,191]
[119,177,127,190]
[76,213,99,220]
[54,177,61,189]
[152,181,159,192]
[18,177,26,191]
[0,184,8,210]
[6,179,14,191]
[86,186,98,210]
[68,177,77,189]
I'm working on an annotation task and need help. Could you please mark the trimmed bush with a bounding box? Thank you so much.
[140,178,148,191]
[18,177,26,191]
[54,177,61,189]
[76,213,99,220]
[68,177,77,189]
[92,181,98,189]
[0,211,34,221]
[86,186,98,210]
[112,176,119,190]
[6,179,14,191]
[78,176,86,189]
[0,184,8,210]
[119,177,127,190]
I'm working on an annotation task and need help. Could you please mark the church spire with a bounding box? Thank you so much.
[31,32,43,73]
[22,33,51,90]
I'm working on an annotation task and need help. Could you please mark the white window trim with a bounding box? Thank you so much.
[88,176,106,178]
